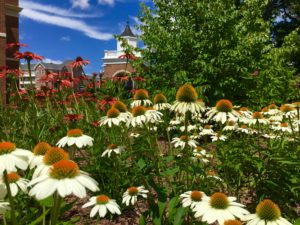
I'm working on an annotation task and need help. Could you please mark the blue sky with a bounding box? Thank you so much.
[19,0,153,74]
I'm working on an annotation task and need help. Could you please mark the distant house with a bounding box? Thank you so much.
[0,0,22,103]
[19,60,84,89]
[102,23,141,79]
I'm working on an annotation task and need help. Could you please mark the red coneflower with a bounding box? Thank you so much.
[63,114,84,122]
[69,56,90,68]
[118,53,137,60]
[14,51,44,61]
[7,42,28,49]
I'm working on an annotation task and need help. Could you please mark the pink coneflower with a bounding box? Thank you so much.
[118,53,137,60]
[63,114,84,122]
[69,56,90,68]
[7,42,28,49]
[97,96,117,111]
[14,51,44,61]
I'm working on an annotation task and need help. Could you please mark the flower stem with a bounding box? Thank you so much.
[3,170,17,225]
[50,193,62,225]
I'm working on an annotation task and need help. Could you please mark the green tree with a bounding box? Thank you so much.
[136,0,297,107]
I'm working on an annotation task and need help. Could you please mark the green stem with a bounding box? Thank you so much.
[27,59,34,90]
[3,213,7,225]
[42,205,46,225]
[50,193,62,225]
[3,171,17,225]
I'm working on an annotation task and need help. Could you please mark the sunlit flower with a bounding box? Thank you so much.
[0,142,32,174]
[7,42,28,49]
[171,135,198,149]
[99,108,127,127]
[280,104,296,117]
[207,99,240,124]
[224,220,243,225]
[14,51,44,61]
[180,190,206,209]
[56,129,94,148]
[82,195,121,218]
[112,100,131,119]
[32,147,69,178]
[0,201,10,214]
[122,186,149,206]
[272,123,292,133]
[131,89,152,107]
[130,132,140,138]
[242,199,292,225]
[145,108,163,124]
[153,93,171,110]
[101,144,125,157]
[211,134,228,142]
[171,84,205,115]
[193,192,249,224]
[29,160,99,200]
[28,142,52,169]
[127,106,148,127]
[0,172,28,196]
[238,107,252,118]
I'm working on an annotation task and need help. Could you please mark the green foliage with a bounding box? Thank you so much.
[136,0,297,107]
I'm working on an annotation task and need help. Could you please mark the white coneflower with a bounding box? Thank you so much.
[0,201,10,214]
[249,112,269,125]
[272,123,292,133]
[171,84,205,115]
[238,107,252,118]
[122,186,149,206]
[171,135,198,150]
[211,134,228,142]
[237,125,255,135]
[223,120,238,132]
[112,100,131,120]
[153,93,171,111]
[280,104,296,117]
[101,144,125,157]
[180,190,206,209]
[0,142,32,174]
[82,195,121,218]
[32,147,69,179]
[0,172,28,197]
[28,142,52,169]
[179,125,197,133]
[145,108,163,124]
[206,99,240,124]
[242,199,292,225]
[131,89,152,108]
[56,129,94,148]
[193,192,249,224]
[199,125,216,136]
[127,106,148,127]
[99,108,127,127]
[29,160,99,200]
[191,147,212,164]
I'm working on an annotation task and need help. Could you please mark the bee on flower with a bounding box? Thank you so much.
[122,186,149,206]
[131,89,152,108]
[171,135,198,149]
[56,129,94,148]
[82,195,121,218]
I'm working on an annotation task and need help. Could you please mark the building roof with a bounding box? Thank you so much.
[20,63,36,70]
[120,23,136,37]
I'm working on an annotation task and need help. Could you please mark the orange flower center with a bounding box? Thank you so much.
[113,101,128,112]
[253,112,263,119]
[261,107,269,112]
[108,144,118,149]
[240,125,248,129]
[132,106,146,117]
[227,120,235,126]
[292,102,300,108]
[154,94,167,104]
[180,135,190,142]
[190,191,203,202]
[50,160,79,179]
[210,192,229,209]
[134,89,149,100]
[240,107,248,111]
[96,195,110,204]
[107,108,120,118]
[216,99,233,112]
[204,125,212,129]
[0,142,16,155]
[67,129,83,137]
[280,123,288,127]
[127,186,139,196]
[280,104,295,113]
[268,104,277,109]
[196,146,204,151]
[7,172,20,183]
[43,147,69,165]
[224,220,242,225]
[256,199,281,220]
[176,84,198,103]
[33,142,52,155]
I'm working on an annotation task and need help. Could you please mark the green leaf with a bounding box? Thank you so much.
[173,207,187,225]
[29,208,51,225]
[294,218,300,225]
[39,196,54,207]
[139,215,147,225]
[137,159,146,170]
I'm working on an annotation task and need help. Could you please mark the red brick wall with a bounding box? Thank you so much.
[0,0,6,104]
[103,63,136,79]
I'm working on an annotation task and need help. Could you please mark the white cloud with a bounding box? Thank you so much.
[20,0,100,18]
[98,0,115,6]
[61,36,71,41]
[70,0,90,10]
[20,8,113,41]
[43,58,63,64]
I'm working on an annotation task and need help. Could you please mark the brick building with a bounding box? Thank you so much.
[0,0,21,104]
[102,23,140,79]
